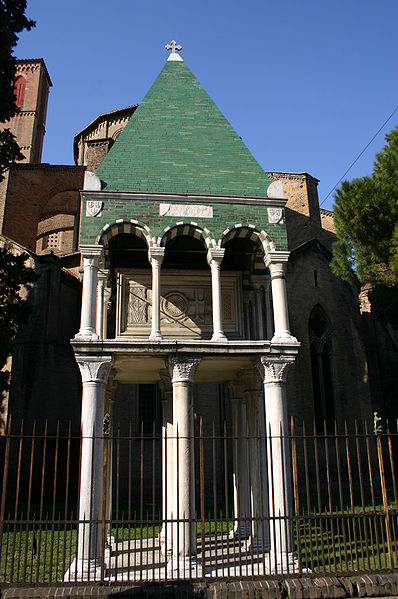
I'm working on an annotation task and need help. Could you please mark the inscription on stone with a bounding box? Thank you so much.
[159,203,213,218]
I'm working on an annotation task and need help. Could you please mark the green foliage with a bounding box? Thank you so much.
[0,0,35,180]
[0,244,35,393]
[331,126,398,287]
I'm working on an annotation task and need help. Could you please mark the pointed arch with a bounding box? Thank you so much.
[309,305,335,432]
[14,75,26,107]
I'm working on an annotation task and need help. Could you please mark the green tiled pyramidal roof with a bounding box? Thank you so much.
[96,58,272,198]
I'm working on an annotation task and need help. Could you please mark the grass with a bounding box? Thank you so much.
[0,512,396,584]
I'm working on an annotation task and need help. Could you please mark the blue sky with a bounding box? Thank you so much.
[15,0,398,210]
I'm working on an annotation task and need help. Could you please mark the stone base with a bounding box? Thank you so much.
[166,555,203,578]
[211,332,227,342]
[149,332,163,341]
[265,551,302,575]
[74,331,99,341]
[245,535,270,554]
[64,557,104,582]
[271,333,298,344]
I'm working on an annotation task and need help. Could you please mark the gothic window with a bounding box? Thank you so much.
[14,76,26,107]
[309,307,335,432]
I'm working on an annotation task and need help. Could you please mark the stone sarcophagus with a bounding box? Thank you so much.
[116,269,244,339]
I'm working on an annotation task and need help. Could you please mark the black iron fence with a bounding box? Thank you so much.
[0,417,397,584]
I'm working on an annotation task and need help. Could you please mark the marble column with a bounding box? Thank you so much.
[167,355,201,576]
[227,381,250,540]
[242,370,269,553]
[103,377,116,554]
[263,275,273,340]
[149,246,165,341]
[264,251,296,342]
[66,354,112,581]
[159,369,174,556]
[252,277,265,340]
[260,355,296,572]
[95,271,107,340]
[207,248,227,341]
[75,245,102,340]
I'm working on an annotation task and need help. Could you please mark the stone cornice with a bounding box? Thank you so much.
[81,190,287,207]
[267,171,319,185]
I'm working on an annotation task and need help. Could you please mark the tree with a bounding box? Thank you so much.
[331,125,398,288]
[0,0,35,180]
[0,243,36,394]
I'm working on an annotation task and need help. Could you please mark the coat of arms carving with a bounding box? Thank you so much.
[86,200,103,217]
[267,207,283,224]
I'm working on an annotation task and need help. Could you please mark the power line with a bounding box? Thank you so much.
[320,104,398,207]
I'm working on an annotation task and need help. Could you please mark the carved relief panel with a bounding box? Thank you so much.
[116,270,243,339]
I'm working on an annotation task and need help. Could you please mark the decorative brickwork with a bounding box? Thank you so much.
[81,194,288,257]
[96,60,272,198]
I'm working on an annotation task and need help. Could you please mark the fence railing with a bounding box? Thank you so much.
[0,417,397,585]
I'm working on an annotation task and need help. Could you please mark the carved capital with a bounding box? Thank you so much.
[80,244,103,261]
[260,355,296,384]
[264,251,290,278]
[168,355,201,384]
[207,247,225,267]
[148,245,165,266]
[76,355,113,385]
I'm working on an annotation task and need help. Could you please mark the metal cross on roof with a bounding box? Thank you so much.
[165,40,182,55]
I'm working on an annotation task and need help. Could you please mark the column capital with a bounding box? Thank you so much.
[76,355,113,385]
[97,269,108,283]
[259,355,296,384]
[207,247,225,266]
[168,355,201,384]
[80,244,103,259]
[148,245,165,265]
[264,250,290,268]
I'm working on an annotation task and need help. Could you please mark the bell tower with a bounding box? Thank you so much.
[7,58,52,163]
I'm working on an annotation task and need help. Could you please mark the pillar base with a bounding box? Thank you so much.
[166,555,203,579]
[265,551,301,575]
[245,534,270,554]
[64,557,105,582]
[271,332,297,344]
[149,331,163,341]
[158,525,174,557]
[75,329,99,341]
[211,332,227,342]
[228,521,251,540]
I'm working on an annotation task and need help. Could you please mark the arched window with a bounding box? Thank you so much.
[309,307,335,432]
[14,76,26,107]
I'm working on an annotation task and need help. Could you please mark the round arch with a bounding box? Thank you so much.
[159,222,215,250]
[96,219,153,249]
[219,224,270,255]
